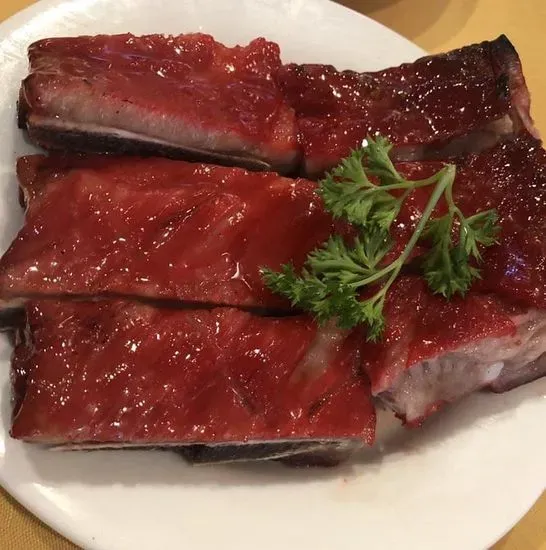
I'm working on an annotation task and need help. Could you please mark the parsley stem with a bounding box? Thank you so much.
[313,259,371,275]
[443,174,470,241]
[347,261,397,288]
[347,165,456,290]
[397,165,456,264]
[375,172,444,192]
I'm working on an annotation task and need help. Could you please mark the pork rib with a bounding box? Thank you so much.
[18,33,300,174]
[363,136,546,415]
[11,300,375,463]
[278,35,538,177]
[361,278,546,426]
[390,134,546,310]
[3,134,544,314]
[0,155,338,311]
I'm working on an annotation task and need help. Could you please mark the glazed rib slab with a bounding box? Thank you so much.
[18,34,538,178]
[1,155,339,311]
[1,135,544,314]
[11,300,375,462]
[278,35,538,177]
[18,33,301,174]
[3,145,545,431]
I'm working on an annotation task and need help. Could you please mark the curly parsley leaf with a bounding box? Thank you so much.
[262,137,500,340]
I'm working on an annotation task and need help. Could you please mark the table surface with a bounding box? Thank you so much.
[0,0,545,548]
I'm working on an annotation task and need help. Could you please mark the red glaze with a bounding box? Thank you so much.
[11,301,375,445]
[1,155,340,309]
[278,36,535,177]
[392,135,546,309]
[361,277,517,395]
[3,134,544,312]
[21,33,300,172]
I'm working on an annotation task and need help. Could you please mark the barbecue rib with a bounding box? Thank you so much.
[390,134,546,309]
[18,34,537,179]
[2,134,544,315]
[278,35,538,177]
[361,278,546,426]
[18,33,300,174]
[0,155,339,311]
[11,300,375,463]
[359,136,546,419]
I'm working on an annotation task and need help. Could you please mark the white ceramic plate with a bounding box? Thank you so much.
[0,1,544,549]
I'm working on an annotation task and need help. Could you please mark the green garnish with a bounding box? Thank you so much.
[261,136,500,341]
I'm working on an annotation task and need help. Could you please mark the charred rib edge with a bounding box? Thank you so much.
[40,440,362,467]
[0,294,297,319]
[22,115,275,173]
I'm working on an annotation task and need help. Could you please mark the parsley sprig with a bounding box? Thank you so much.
[261,136,500,340]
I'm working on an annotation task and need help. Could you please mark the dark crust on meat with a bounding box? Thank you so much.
[33,441,359,467]
[24,118,274,173]
[278,445,360,467]
[10,322,31,424]
[17,84,30,129]
[0,293,296,317]
[0,308,25,331]
[489,35,539,138]
[177,440,361,465]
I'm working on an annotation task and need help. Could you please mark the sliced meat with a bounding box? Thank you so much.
[18,33,300,174]
[278,35,538,177]
[392,134,546,310]
[2,135,544,315]
[361,277,546,426]
[10,300,375,463]
[0,155,339,311]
